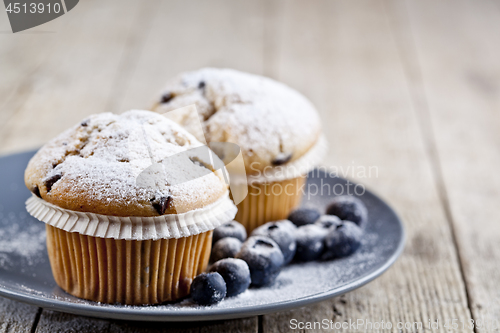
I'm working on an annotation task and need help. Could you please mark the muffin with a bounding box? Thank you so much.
[24,110,237,305]
[152,68,326,232]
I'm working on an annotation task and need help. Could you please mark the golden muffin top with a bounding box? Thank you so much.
[25,110,228,217]
[153,68,322,175]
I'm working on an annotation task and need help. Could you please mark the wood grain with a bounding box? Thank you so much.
[0,0,154,154]
[34,310,258,333]
[1,0,498,332]
[1,0,264,332]
[0,298,39,333]
[397,0,500,331]
[35,311,110,333]
[0,6,64,131]
[261,0,474,331]
[109,0,267,114]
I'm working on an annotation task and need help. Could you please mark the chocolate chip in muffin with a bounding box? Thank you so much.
[80,119,89,127]
[160,92,174,104]
[272,152,293,166]
[198,81,206,89]
[45,174,62,193]
[32,185,42,198]
[189,156,214,171]
[66,149,80,157]
[151,195,173,215]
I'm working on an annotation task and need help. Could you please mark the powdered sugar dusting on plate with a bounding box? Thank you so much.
[21,229,384,312]
[0,211,46,268]
[0,163,403,320]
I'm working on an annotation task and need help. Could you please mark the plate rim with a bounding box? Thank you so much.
[0,150,405,322]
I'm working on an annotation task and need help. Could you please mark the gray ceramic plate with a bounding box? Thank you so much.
[0,150,404,322]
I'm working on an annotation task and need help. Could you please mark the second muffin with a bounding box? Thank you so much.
[152,68,326,232]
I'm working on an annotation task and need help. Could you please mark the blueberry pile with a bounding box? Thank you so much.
[189,195,368,306]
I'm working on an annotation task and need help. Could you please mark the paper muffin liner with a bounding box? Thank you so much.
[232,136,325,232]
[26,192,237,241]
[234,176,306,232]
[237,135,328,185]
[46,224,212,305]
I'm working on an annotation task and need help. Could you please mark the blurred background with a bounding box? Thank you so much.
[0,0,499,332]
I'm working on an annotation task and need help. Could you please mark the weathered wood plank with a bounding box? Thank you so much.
[398,0,500,331]
[110,0,267,114]
[0,298,39,333]
[107,317,258,333]
[0,0,151,154]
[261,0,474,331]
[34,311,258,333]
[0,5,64,130]
[35,311,110,333]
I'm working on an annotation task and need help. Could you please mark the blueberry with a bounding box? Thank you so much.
[213,220,247,243]
[209,258,251,297]
[294,224,326,262]
[325,196,368,227]
[236,236,284,287]
[322,221,363,260]
[251,220,296,265]
[190,272,226,305]
[279,219,298,232]
[315,215,342,232]
[210,237,242,262]
[287,208,321,227]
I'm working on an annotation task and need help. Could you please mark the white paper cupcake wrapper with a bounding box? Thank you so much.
[25,192,237,241]
[241,135,328,184]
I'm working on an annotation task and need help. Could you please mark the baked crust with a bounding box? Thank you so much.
[24,110,228,217]
[152,68,322,175]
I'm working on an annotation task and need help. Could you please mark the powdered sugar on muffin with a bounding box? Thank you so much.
[24,110,228,216]
[153,68,322,174]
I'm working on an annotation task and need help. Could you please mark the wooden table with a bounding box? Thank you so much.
[1,0,499,332]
